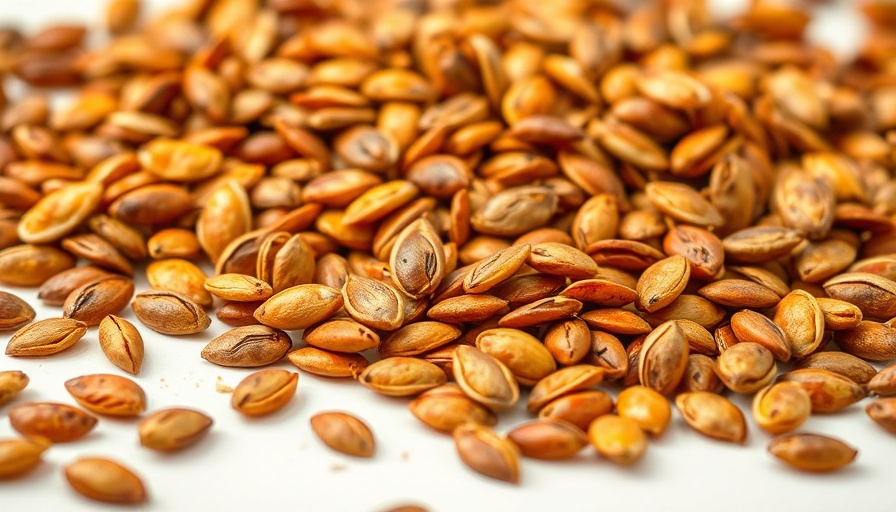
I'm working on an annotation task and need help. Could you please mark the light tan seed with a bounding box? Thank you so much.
[6,318,87,356]
[463,244,531,294]
[774,290,824,359]
[453,345,520,410]
[526,243,598,280]
[287,347,369,378]
[359,357,446,396]
[146,259,212,307]
[476,328,556,387]
[131,290,211,336]
[254,284,343,331]
[453,423,520,484]
[231,369,298,417]
[64,458,146,503]
[0,292,35,331]
[637,255,690,313]
[63,277,134,326]
[616,386,672,436]
[778,369,866,413]
[138,138,222,182]
[528,365,605,413]
[98,315,144,375]
[138,408,213,452]
[204,273,273,302]
[715,342,777,394]
[675,392,747,443]
[0,371,29,406]
[639,321,689,395]
[752,382,812,435]
[816,298,863,331]
[768,433,857,473]
[64,374,146,417]
[8,402,97,442]
[0,436,50,479]
[303,320,380,354]
[342,275,405,331]
[17,181,103,244]
[310,411,376,458]
[644,182,724,228]
[408,384,497,433]
[507,419,588,460]
[588,414,648,465]
[722,226,804,264]
[866,399,896,434]
[197,180,252,264]
[470,186,558,237]
[201,325,292,368]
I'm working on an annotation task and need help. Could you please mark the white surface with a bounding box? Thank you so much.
[1,1,895,511]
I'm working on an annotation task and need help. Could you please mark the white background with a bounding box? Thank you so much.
[1,1,894,511]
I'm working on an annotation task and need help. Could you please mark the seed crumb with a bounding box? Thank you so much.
[401,451,409,461]
[215,376,233,394]
[330,462,347,472]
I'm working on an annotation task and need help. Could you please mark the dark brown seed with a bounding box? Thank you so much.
[63,277,134,326]
[201,325,292,368]
[0,291,35,330]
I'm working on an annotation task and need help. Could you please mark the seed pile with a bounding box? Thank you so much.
[2,0,896,503]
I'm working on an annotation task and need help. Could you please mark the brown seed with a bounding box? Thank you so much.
[201,325,292,368]
[6,318,87,356]
[287,346,369,378]
[389,218,445,299]
[778,369,866,413]
[616,386,672,436]
[866,398,896,434]
[86,214,147,261]
[63,277,134,327]
[453,345,520,411]
[37,266,114,306]
[816,298,863,331]
[793,352,878,385]
[752,382,812,435]
[824,272,896,320]
[0,291,35,330]
[463,244,531,294]
[138,408,213,452]
[507,419,588,460]
[230,369,298,417]
[641,294,726,329]
[675,392,747,443]
[64,458,147,503]
[108,184,193,226]
[587,331,628,381]
[868,362,896,396]
[342,275,405,331]
[715,342,777,394]
[768,433,857,473]
[528,365,605,413]
[0,244,76,287]
[774,290,824,360]
[471,186,558,237]
[408,384,497,433]
[637,255,690,313]
[526,243,598,280]
[499,297,583,328]
[698,279,781,309]
[544,319,591,366]
[204,273,273,302]
[254,284,343,331]
[61,233,134,276]
[722,226,804,264]
[426,294,509,324]
[639,320,689,395]
[310,412,376,458]
[729,310,791,361]
[147,259,212,307]
[359,357,446,397]
[0,436,50,479]
[453,423,520,484]
[836,321,896,362]
[0,371,29,406]
[131,290,210,336]
[98,315,144,375]
[8,402,97,442]
[379,322,461,358]
[197,180,252,265]
[64,374,146,417]
[538,390,614,431]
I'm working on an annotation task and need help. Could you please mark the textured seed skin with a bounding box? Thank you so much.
[231,369,298,417]
[0,291,36,330]
[64,458,147,503]
[287,347,369,378]
[254,284,344,331]
[8,402,98,442]
[63,277,134,326]
[138,408,213,452]
[768,433,857,472]
[201,325,292,368]
[453,345,520,411]
[131,291,211,335]
[0,371,30,406]
[310,412,376,457]
[453,423,520,484]
[778,369,866,413]
[0,436,50,478]
[639,321,689,395]
[359,357,446,396]
[6,318,88,356]
[64,374,146,417]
